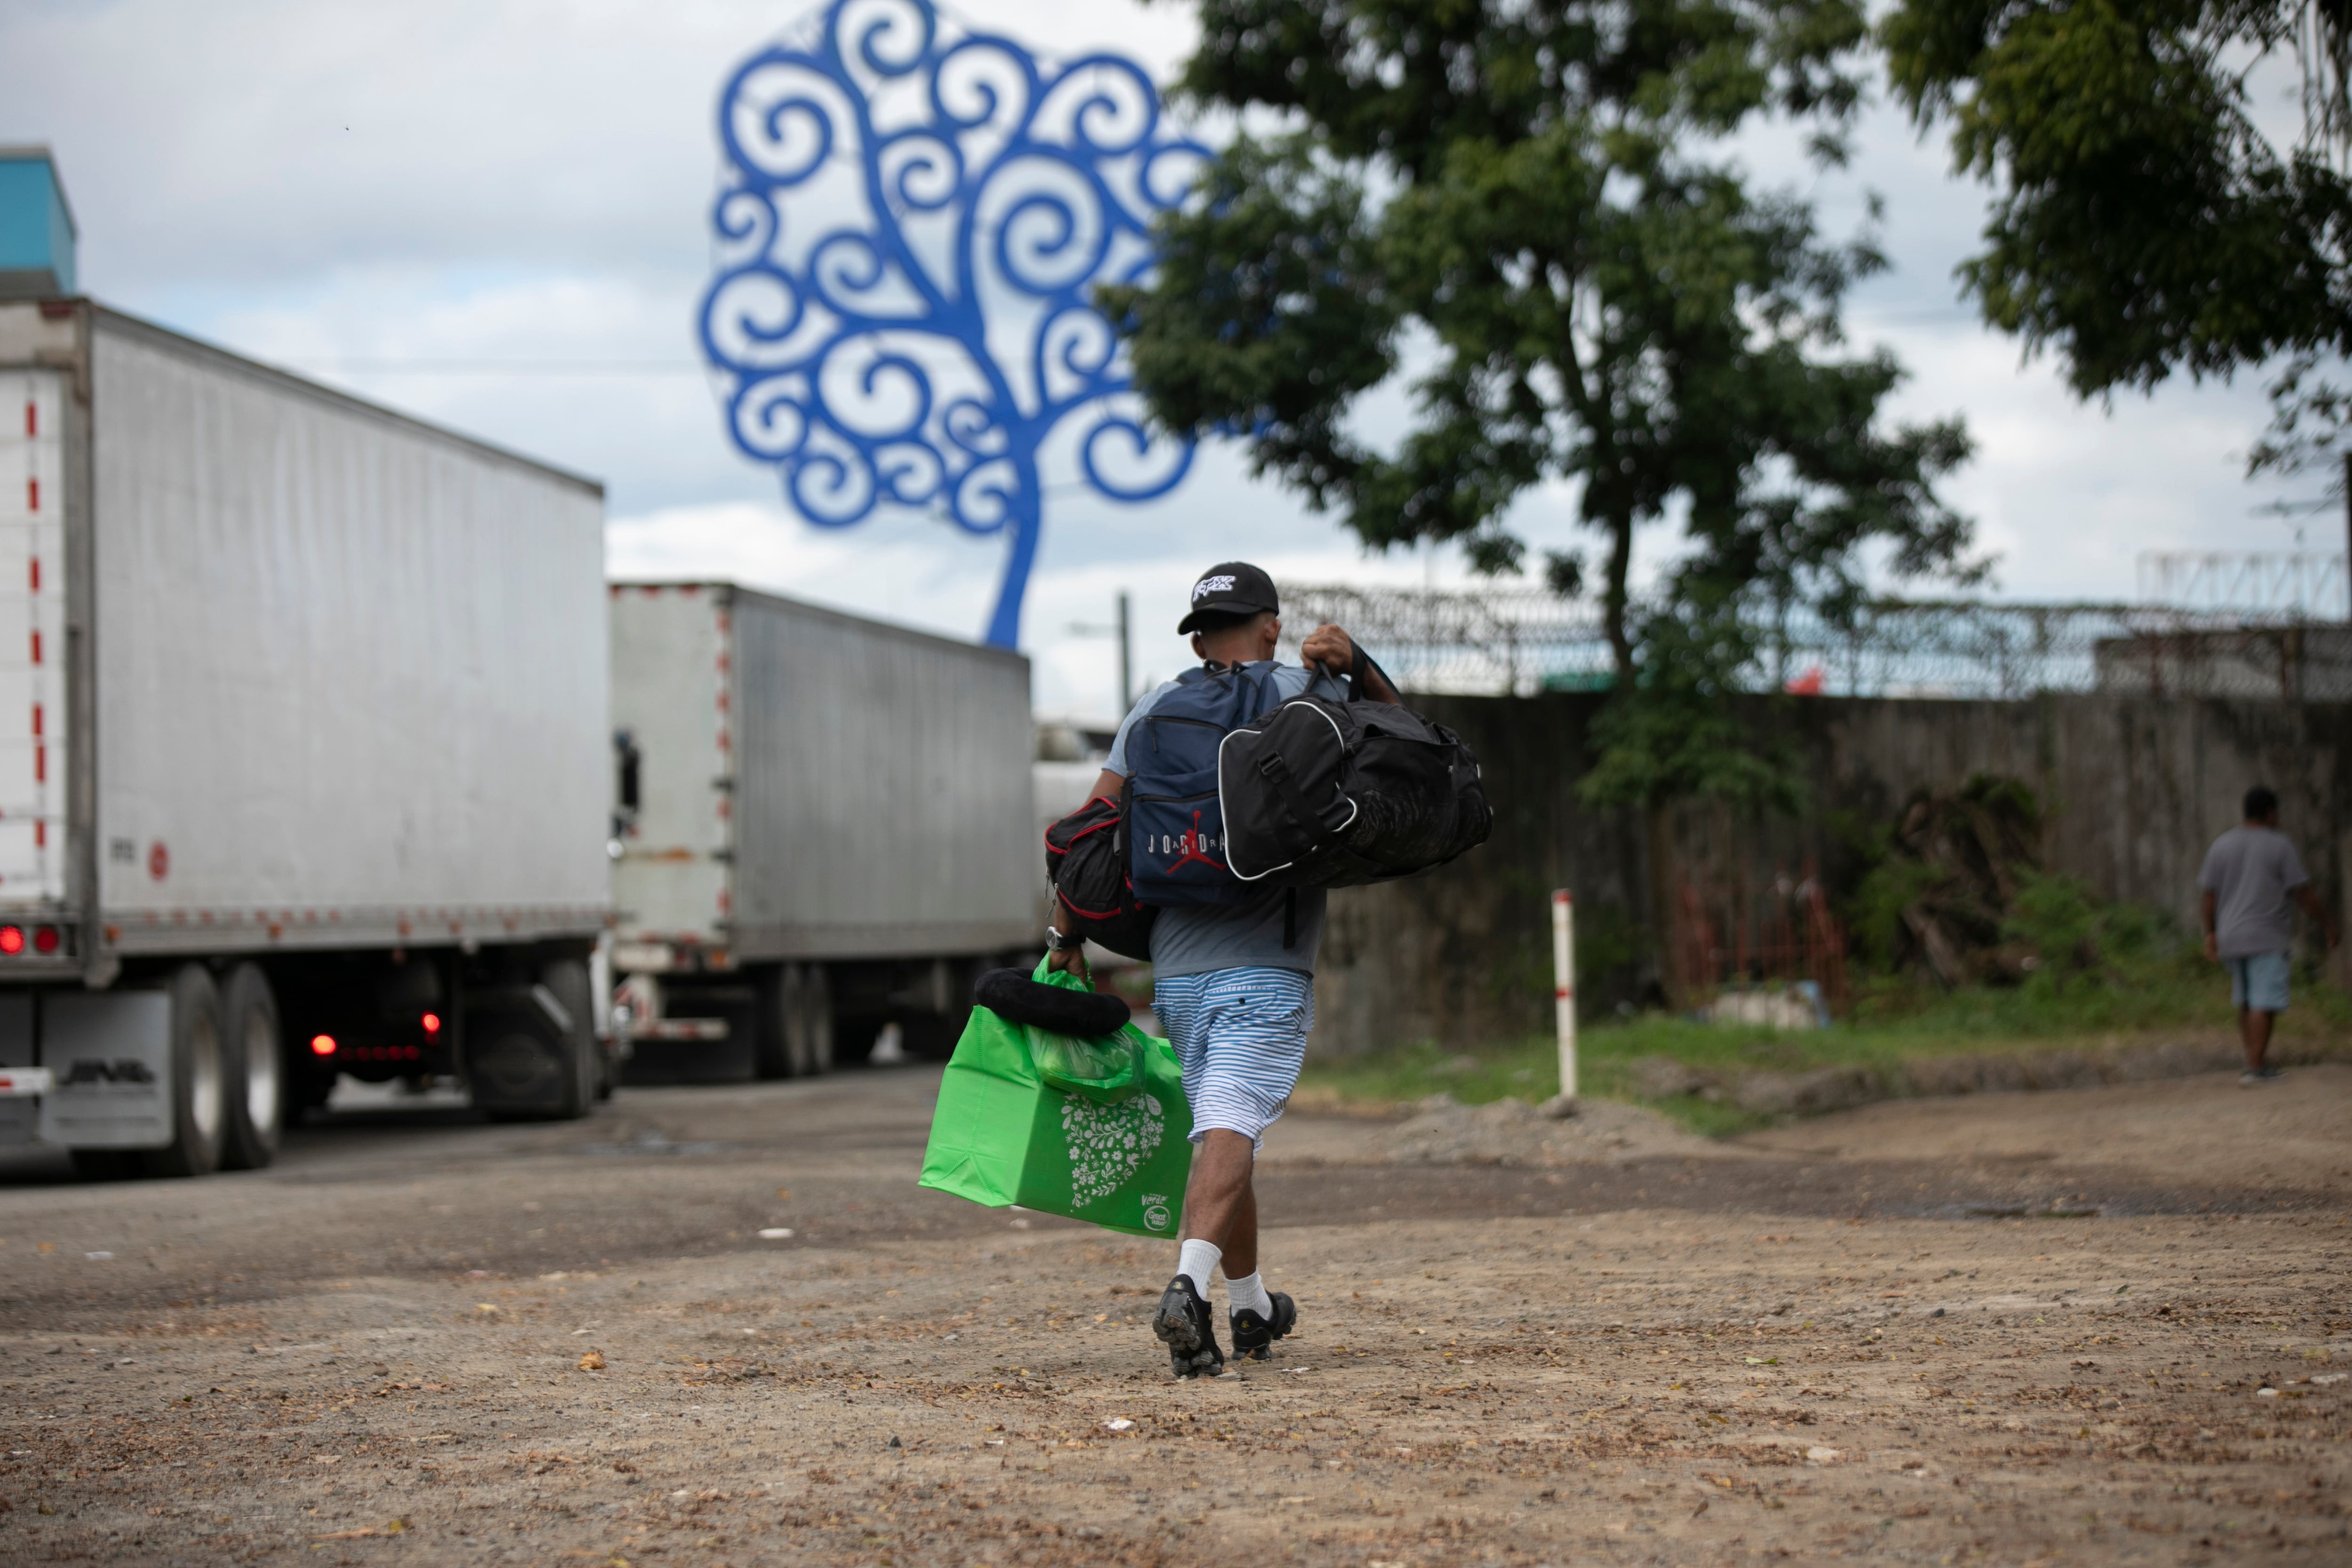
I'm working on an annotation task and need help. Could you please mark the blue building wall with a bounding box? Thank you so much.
[0,150,78,296]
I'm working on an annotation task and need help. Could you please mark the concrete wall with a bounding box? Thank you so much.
[1309,692,2352,1056]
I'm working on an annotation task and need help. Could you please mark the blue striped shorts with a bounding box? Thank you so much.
[1152,967,1314,1150]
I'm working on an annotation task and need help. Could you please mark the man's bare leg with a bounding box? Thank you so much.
[1178,1129,1255,1264]
[2241,1006,2275,1072]
[1221,1183,1258,1280]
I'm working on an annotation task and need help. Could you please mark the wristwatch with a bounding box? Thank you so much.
[1043,925,1082,953]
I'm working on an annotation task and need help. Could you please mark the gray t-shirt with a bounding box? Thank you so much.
[1107,663,1333,979]
[2198,824,2308,958]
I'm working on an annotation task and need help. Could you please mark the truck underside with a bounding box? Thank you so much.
[0,939,616,1178]
[615,950,1030,1084]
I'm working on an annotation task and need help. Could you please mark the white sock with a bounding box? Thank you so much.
[1226,1270,1272,1319]
[1176,1238,1221,1298]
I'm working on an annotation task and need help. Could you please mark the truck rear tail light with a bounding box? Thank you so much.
[310,1034,337,1057]
[422,1011,441,1035]
[32,926,58,954]
[0,926,22,955]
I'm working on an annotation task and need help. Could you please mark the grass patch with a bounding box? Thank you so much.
[1296,942,2352,1137]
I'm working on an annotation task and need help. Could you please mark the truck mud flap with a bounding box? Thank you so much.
[465,976,592,1119]
[40,991,175,1150]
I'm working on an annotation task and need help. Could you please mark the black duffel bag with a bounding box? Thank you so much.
[1041,792,1158,960]
[1217,697,1492,888]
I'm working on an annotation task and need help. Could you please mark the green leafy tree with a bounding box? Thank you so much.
[1105,0,1975,820]
[1880,0,2352,476]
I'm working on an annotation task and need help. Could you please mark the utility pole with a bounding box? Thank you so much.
[1117,590,1133,715]
[1067,591,1136,716]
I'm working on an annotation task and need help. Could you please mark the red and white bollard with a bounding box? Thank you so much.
[1546,888,1577,1116]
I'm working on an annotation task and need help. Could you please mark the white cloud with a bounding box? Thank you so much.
[1861,314,2321,600]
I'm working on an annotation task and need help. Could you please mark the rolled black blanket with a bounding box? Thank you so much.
[973,968,1131,1040]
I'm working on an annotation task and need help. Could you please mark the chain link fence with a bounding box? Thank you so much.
[1276,583,2352,701]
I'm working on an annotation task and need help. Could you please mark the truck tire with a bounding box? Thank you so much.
[141,964,227,1178]
[758,964,833,1080]
[217,963,282,1170]
[800,963,834,1076]
[540,957,598,1119]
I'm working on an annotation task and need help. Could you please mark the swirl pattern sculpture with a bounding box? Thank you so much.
[699,0,1206,647]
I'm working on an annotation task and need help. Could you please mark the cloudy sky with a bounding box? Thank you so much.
[2,0,2335,715]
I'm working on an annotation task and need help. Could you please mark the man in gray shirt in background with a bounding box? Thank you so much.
[2198,785,2336,1084]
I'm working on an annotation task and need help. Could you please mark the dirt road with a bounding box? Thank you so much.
[0,1067,2345,1565]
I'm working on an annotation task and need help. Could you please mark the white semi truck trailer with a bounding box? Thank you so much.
[0,298,613,1177]
[608,583,1037,1080]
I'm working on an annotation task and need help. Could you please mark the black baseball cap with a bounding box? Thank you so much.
[1176,561,1280,633]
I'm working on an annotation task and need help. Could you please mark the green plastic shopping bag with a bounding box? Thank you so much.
[919,960,1192,1239]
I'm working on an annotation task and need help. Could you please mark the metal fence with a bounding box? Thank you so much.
[1277,583,2352,700]
[1669,864,1850,1017]
[2136,550,2349,618]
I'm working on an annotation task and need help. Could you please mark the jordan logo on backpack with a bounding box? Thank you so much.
[1162,811,1225,874]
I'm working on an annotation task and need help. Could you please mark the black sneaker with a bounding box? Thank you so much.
[1152,1275,1224,1379]
[1230,1291,1297,1361]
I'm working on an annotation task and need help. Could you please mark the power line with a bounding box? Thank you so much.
[285,359,708,375]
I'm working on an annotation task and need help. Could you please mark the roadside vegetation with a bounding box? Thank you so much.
[1295,883,2352,1137]
[1296,778,2350,1136]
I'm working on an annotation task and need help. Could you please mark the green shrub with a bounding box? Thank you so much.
[2002,871,2101,987]
[1846,858,1942,970]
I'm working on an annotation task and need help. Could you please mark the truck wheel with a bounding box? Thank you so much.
[759,964,829,1080]
[801,964,834,1075]
[540,957,598,1120]
[141,964,227,1178]
[217,963,282,1170]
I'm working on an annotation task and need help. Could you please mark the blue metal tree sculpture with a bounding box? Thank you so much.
[699,0,1206,648]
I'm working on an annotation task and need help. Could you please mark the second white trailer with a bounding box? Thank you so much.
[609,583,1037,1079]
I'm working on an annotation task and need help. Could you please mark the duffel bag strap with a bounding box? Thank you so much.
[1255,751,1329,835]
[1350,640,1397,700]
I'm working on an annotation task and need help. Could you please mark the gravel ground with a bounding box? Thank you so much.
[0,1066,2345,1565]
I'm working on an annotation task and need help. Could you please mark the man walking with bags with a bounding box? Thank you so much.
[1047,562,1397,1377]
